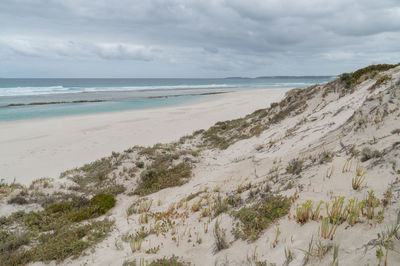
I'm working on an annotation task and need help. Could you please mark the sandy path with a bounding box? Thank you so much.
[0,88,288,185]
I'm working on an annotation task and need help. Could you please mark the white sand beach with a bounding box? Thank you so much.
[0,88,288,185]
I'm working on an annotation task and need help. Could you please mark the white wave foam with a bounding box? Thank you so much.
[0,86,74,97]
[81,84,231,92]
[0,84,232,97]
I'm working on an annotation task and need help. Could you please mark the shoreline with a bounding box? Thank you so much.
[0,91,230,108]
[0,88,290,185]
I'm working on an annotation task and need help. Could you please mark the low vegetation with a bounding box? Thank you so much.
[0,193,115,265]
[232,194,291,241]
[295,200,313,225]
[149,255,191,266]
[286,158,304,175]
[213,219,229,253]
[360,147,381,162]
[63,156,126,196]
[340,64,398,89]
[134,160,191,196]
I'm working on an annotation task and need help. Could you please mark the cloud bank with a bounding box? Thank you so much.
[1,0,399,77]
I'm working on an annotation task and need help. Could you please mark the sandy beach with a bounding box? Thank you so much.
[0,88,288,185]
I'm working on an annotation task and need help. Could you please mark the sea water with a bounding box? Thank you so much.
[0,77,334,122]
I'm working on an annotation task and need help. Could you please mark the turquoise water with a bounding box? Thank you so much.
[0,95,204,121]
[0,77,334,121]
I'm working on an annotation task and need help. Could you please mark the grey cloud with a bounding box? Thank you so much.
[0,0,399,77]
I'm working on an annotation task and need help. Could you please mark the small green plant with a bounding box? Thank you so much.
[191,200,202,212]
[363,190,380,220]
[213,219,229,253]
[130,238,143,253]
[391,128,400,135]
[376,243,389,266]
[319,150,334,164]
[286,159,304,175]
[299,235,333,264]
[272,227,281,248]
[320,218,338,240]
[295,200,313,225]
[360,147,381,162]
[213,195,229,217]
[283,247,294,265]
[382,186,392,207]
[330,244,339,266]
[135,161,145,168]
[376,211,400,248]
[345,198,362,226]
[311,201,324,221]
[325,196,346,224]
[352,170,366,190]
[145,245,161,254]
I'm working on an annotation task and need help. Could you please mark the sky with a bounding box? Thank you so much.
[1,0,400,78]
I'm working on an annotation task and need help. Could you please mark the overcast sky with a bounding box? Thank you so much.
[1,0,399,78]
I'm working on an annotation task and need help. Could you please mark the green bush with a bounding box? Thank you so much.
[149,255,191,266]
[360,147,381,162]
[232,195,291,241]
[340,64,398,89]
[91,193,116,213]
[286,158,304,175]
[135,162,191,196]
[0,193,115,265]
[23,193,115,231]
[135,161,145,168]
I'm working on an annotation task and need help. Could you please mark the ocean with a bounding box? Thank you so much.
[0,77,334,122]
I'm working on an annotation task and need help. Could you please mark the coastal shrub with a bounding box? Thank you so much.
[135,161,145,168]
[391,128,400,135]
[318,150,334,164]
[23,193,115,231]
[286,158,304,175]
[0,230,30,264]
[201,118,251,149]
[31,219,113,263]
[232,194,291,241]
[360,147,381,162]
[0,216,113,265]
[7,195,28,205]
[134,161,191,196]
[0,191,115,265]
[340,64,398,89]
[270,100,307,124]
[213,196,229,217]
[66,157,125,196]
[81,158,116,180]
[149,255,191,266]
